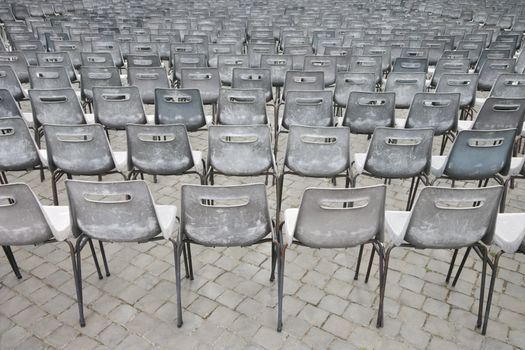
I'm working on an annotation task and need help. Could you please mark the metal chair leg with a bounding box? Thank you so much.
[3,246,22,279]
[74,236,87,327]
[378,245,395,328]
[354,244,364,280]
[270,240,277,282]
[365,245,376,283]
[186,242,194,280]
[375,242,385,328]
[171,239,183,328]
[476,244,487,329]
[277,245,285,332]
[482,250,503,335]
[98,241,110,277]
[88,239,103,280]
[446,249,459,283]
[452,247,472,287]
[182,241,190,279]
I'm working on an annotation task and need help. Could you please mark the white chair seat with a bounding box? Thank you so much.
[42,206,71,241]
[493,213,525,253]
[38,149,48,167]
[353,153,367,175]
[509,157,525,176]
[192,150,204,174]
[155,205,178,239]
[84,113,96,124]
[282,208,299,247]
[112,151,128,172]
[457,120,473,131]
[146,114,155,124]
[430,155,447,177]
[385,210,411,246]
[22,112,34,128]
[395,118,406,128]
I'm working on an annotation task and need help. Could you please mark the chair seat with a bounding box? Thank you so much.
[155,205,178,239]
[457,120,473,131]
[84,113,95,124]
[191,151,204,174]
[385,210,411,246]
[22,112,33,128]
[353,153,367,174]
[42,205,71,241]
[112,151,128,172]
[395,118,406,128]
[282,208,299,247]
[430,155,447,177]
[493,213,525,253]
[509,157,524,176]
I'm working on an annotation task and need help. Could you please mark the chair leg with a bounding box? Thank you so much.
[0,171,7,184]
[171,239,183,327]
[452,246,472,287]
[375,242,385,328]
[186,242,194,280]
[277,245,285,332]
[98,241,110,277]
[182,241,190,279]
[446,249,459,283]
[51,171,61,206]
[74,237,87,327]
[482,250,503,335]
[476,244,487,329]
[3,246,22,279]
[88,239,103,280]
[270,240,277,282]
[365,245,376,283]
[378,245,395,328]
[440,134,448,155]
[354,244,364,280]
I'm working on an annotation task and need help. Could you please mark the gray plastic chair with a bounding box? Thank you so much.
[353,127,434,210]
[28,66,72,90]
[177,183,274,326]
[0,65,26,101]
[127,54,162,68]
[247,43,275,68]
[385,72,426,109]
[92,86,147,130]
[80,52,115,68]
[324,46,353,72]
[232,68,273,103]
[382,186,503,330]
[217,88,267,125]
[36,52,77,82]
[128,67,169,105]
[334,72,376,111]
[172,53,207,83]
[12,40,44,66]
[43,123,127,205]
[180,68,220,116]
[303,55,337,86]
[260,54,293,97]
[154,88,207,132]
[343,91,395,135]
[208,43,238,68]
[431,58,470,87]
[0,51,29,83]
[362,46,391,73]
[0,89,23,119]
[0,182,109,321]
[405,92,461,154]
[66,179,178,327]
[457,40,483,65]
[207,124,277,185]
[392,57,428,74]
[490,74,525,98]
[282,70,324,100]
[50,40,82,68]
[474,49,511,74]
[29,88,86,146]
[471,97,525,135]
[80,66,122,108]
[91,40,124,68]
[348,55,383,85]
[126,123,204,183]
[478,58,516,91]
[436,73,479,119]
[431,129,516,185]
[217,54,249,86]
[277,185,386,331]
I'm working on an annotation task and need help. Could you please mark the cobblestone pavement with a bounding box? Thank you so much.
[1,86,525,350]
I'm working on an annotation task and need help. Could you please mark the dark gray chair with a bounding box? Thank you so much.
[154,88,208,132]
[385,72,426,109]
[92,86,147,130]
[128,67,169,104]
[342,91,395,135]
[217,88,267,125]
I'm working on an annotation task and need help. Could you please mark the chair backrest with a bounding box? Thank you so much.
[457,40,483,65]
[0,183,52,245]
[180,183,272,246]
[127,54,162,68]
[93,86,146,129]
[217,88,267,125]
[303,55,337,86]
[392,57,428,73]
[172,53,207,81]
[515,49,525,74]
[128,41,160,57]
[334,72,376,107]
[385,72,426,108]
[247,43,276,67]
[294,185,386,248]
[180,68,220,104]
[283,71,324,99]
[11,39,44,66]
[29,88,85,127]
[364,127,434,178]
[208,43,238,67]
[80,51,115,67]
[0,65,25,101]
[348,55,382,84]
[490,73,525,98]
[0,117,41,171]
[420,40,446,65]
[282,90,333,129]
[80,66,122,102]
[478,58,516,91]
[431,58,470,87]
[208,124,273,176]
[43,123,115,174]
[231,68,272,102]
[0,51,29,83]
[66,180,161,241]
[36,52,77,82]
[0,89,22,118]
[406,92,460,135]
[444,129,517,179]
[260,54,293,87]
[217,54,249,86]
[91,40,124,67]
[404,186,502,248]
[285,125,350,177]
[154,88,206,131]
[436,73,479,108]
[126,123,195,175]
[362,46,391,72]
[28,66,71,89]
[343,91,395,134]
[128,67,169,104]
[472,97,525,134]
[49,40,82,68]
[474,49,511,73]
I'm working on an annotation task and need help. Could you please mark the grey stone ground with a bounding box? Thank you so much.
[1,81,524,350]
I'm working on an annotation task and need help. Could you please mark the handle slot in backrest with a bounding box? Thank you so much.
[180,57,201,64]
[504,80,525,86]
[20,44,37,50]
[434,199,484,209]
[492,104,520,112]
[310,60,331,66]
[136,46,152,51]
[447,80,470,86]
[345,78,367,84]
[138,133,175,142]
[58,44,77,50]
[199,197,249,208]
[229,95,256,103]
[219,134,258,143]
[358,98,386,106]
[43,57,63,63]
[213,47,230,53]
[188,73,212,80]
[293,76,317,83]
[295,97,324,105]
[240,74,262,80]
[267,59,288,65]
[400,62,422,69]
[88,72,112,79]
[56,133,93,142]
[102,93,130,102]
[385,137,422,146]
[87,56,107,63]
[300,135,337,144]
[0,196,15,207]
[133,59,154,65]
[224,59,244,65]
[83,193,132,203]
[422,100,451,107]
[467,138,504,147]
[320,198,368,210]
[136,73,159,80]
[489,63,511,70]
[443,63,465,70]
[39,95,68,103]
[164,95,192,103]
[0,127,15,136]
[356,60,376,67]
[36,71,59,79]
